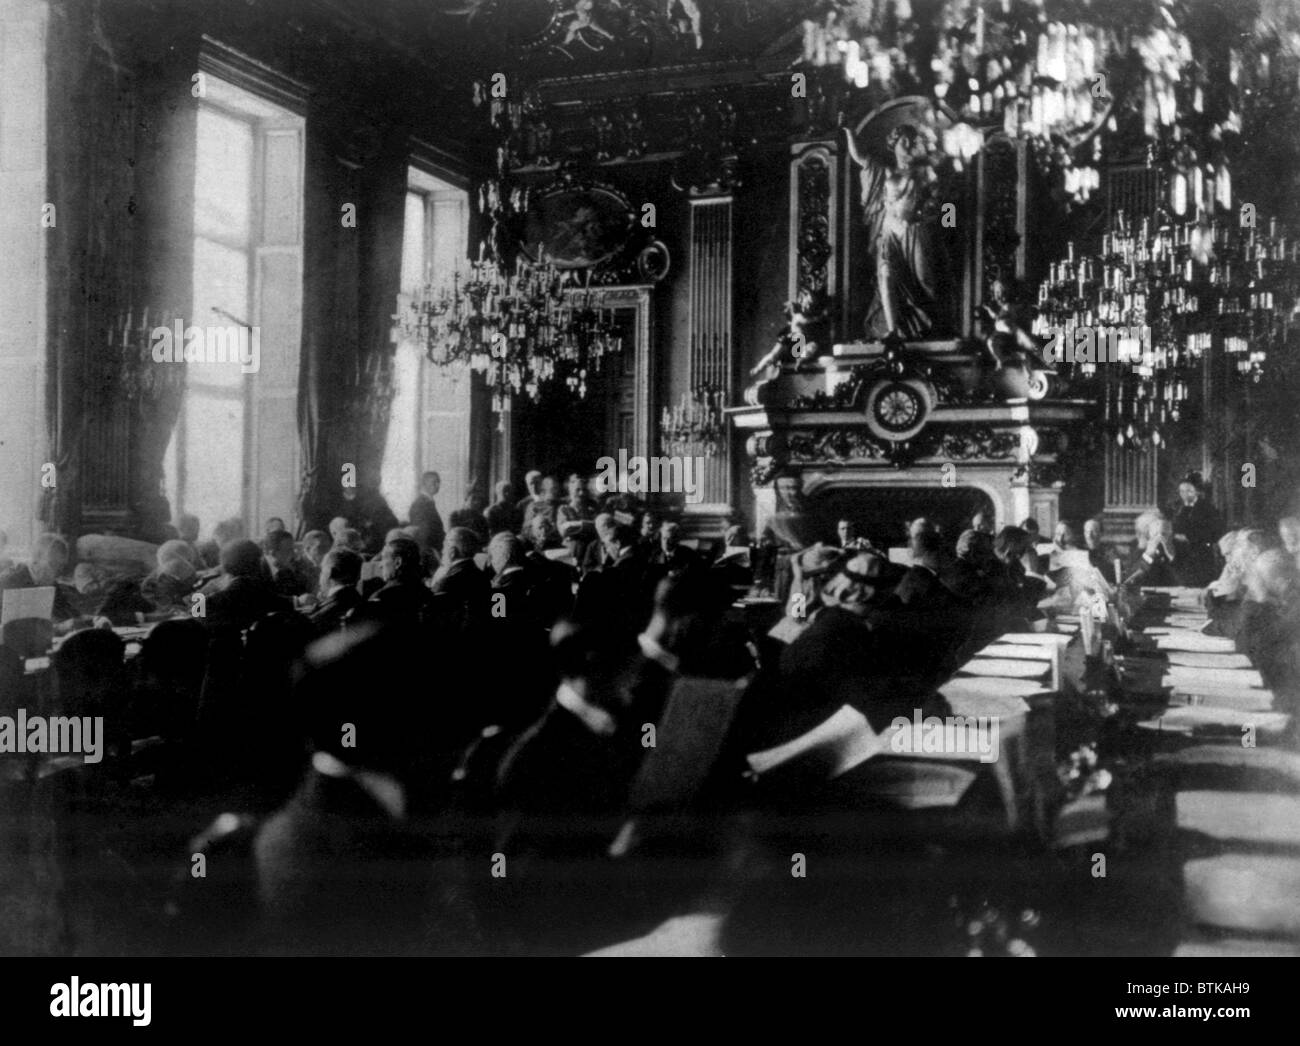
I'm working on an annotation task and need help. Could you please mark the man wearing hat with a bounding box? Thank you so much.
[741,550,911,751]
[766,543,847,646]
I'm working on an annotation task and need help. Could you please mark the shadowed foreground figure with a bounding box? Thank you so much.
[253,622,479,955]
[484,572,754,955]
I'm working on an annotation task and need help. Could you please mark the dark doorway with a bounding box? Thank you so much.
[807,485,996,548]
[509,307,637,481]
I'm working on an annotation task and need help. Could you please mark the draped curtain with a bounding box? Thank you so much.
[41,1,101,537]
[298,117,410,534]
[44,3,191,541]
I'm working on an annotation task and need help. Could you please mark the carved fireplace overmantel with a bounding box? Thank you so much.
[728,338,1096,540]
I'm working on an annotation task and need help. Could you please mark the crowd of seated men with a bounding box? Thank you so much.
[2,469,1298,955]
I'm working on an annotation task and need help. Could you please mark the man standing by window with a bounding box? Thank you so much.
[409,471,445,555]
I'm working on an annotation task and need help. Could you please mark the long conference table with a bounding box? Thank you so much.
[940,586,1300,955]
[731,586,1300,955]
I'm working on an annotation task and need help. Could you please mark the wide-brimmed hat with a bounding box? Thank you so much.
[796,544,846,579]
[836,550,907,587]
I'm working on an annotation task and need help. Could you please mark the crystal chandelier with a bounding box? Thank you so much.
[1032,205,1299,448]
[660,386,725,458]
[798,0,1269,204]
[392,251,623,422]
[391,76,625,422]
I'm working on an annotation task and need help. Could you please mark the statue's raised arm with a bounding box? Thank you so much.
[842,124,886,222]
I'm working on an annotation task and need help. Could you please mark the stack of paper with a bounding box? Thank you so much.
[960,658,1051,680]
[1176,792,1300,847]
[1183,855,1300,936]
[1165,651,1253,669]
[745,704,886,781]
[979,643,1058,661]
[1154,632,1238,654]
[1164,665,1266,690]
[938,675,1051,703]
[1138,704,1290,736]
[1168,690,1275,712]
[940,688,1032,721]
[998,633,1074,647]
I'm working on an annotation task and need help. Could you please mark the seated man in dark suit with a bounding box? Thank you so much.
[0,532,80,622]
[648,520,697,579]
[263,529,313,599]
[305,547,364,635]
[449,492,491,546]
[141,539,200,612]
[488,618,647,953]
[515,470,543,520]
[747,551,926,745]
[485,480,522,537]
[363,536,437,626]
[1237,550,1300,717]
[636,510,660,554]
[581,513,618,575]
[523,515,577,627]
[943,528,996,603]
[432,526,491,633]
[1205,528,1271,639]
[867,529,973,688]
[522,475,563,533]
[488,531,532,605]
[485,532,552,728]
[632,569,755,692]
[340,484,400,556]
[983,525,1050,632]
[892,528,949,606]
[1120,510,1180,588]
[1083,517,1121,583]
[576,523,651,636]
[255,622,472,955]
[204,540,293,631]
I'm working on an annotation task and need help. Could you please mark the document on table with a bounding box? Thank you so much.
[1169,689,1274,712]
[978,644,1058,661]
[1165,651,1253,669]
[940,688,1032,721]
[938,675,1050,702]
[1165,665,1265,690]
[960,658,1051,679]
[1176,792,1300,848]
[1139,704,1290,735]
[997,633,1073,647]
[745,704,886,781]
[1154,632,1238,654]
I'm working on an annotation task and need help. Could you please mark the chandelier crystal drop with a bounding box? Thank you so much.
[392,250,623,419]
[1033,205,1300,448]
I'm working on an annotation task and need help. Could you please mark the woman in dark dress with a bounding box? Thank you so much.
[1170,472,1223,587]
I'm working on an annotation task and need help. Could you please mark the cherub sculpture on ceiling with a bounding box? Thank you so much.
[556,0,618,55]
[444,0,706,60]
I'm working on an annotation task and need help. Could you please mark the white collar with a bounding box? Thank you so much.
[554,681,617,736]
[637,632,680,673]
[310,750,405,819]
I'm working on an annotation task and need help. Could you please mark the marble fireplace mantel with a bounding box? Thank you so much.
[728,339,1096,540]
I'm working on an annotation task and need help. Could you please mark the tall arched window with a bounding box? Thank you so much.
[381,168,471,526]
[163,74,303,539]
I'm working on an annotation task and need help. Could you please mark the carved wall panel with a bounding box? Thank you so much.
[788,141,838,304]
